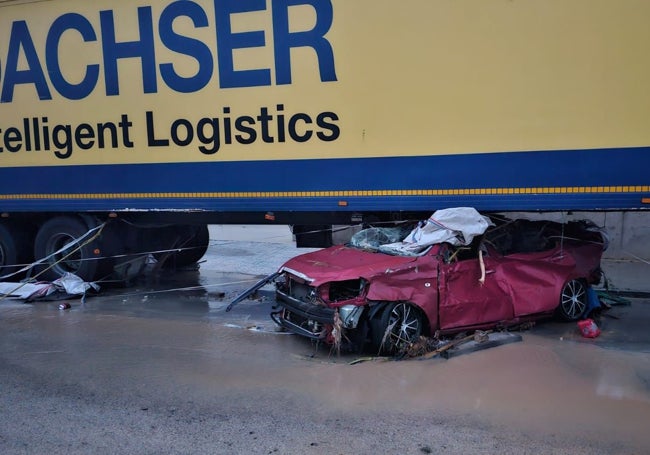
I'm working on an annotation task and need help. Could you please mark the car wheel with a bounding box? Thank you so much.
[557,279,588,321]
[371,302,423,355]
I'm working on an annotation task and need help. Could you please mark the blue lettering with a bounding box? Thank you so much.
[1,21,52,102]
[0,1,339,102]
[272,0,337,85]
[215,0,271,89]
[159,1,213,93]
[100,7,157,96]
[46,13,100,100]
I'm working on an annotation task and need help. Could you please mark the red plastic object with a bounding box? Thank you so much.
[578,319,600,338]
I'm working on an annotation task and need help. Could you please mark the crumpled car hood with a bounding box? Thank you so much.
[279,245,417,286]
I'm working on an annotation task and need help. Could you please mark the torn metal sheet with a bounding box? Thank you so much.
[0,282,51,300]
[227,272,280,312]
[0,273,99,302]
[439,332,523,359]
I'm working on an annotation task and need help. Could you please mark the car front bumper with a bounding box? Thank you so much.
[273,289,335,339]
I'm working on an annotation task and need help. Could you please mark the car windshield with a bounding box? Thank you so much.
[348,208,494,256]
[348,225,423,256]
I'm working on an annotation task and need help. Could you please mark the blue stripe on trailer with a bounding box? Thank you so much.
[1,146,648,211]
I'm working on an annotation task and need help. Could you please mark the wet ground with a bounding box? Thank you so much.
[1,229,650,454]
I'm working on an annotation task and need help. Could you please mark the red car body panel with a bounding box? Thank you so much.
[280,245,419,287]
[277,238,603,335]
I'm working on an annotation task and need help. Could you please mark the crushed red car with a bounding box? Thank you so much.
[271,208,606,354]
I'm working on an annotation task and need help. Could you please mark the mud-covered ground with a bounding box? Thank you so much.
[1,227,649,454]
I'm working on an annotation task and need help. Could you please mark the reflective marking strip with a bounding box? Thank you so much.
[0,186,648,200]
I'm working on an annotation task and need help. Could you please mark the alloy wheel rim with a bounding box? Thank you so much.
[389,303,421,345]
[561,280,586,319]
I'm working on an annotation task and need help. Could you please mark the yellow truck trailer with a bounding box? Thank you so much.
[0,0,648,280]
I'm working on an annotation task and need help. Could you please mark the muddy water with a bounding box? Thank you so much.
[1,274,650,453]
[306,339,650,440]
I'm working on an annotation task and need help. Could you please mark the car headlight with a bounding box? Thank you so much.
[339,305,364,328]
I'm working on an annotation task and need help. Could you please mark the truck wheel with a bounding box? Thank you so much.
[0,224,18,276]
[34,216,101,282]
[172,225,210,267]
[292,225,333,247]
[153,225,210,268]
[0,221,32,278]
[370,302,423,355]
[0,223,17,276]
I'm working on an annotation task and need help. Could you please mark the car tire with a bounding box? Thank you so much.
[557,279,588,321]
[370,302,423,355]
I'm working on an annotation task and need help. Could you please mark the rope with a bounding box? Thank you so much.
[621,250,650,266]
[105,278,260,299]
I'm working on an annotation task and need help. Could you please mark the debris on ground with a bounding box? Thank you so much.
[437,332,523,359]
[223,323,292,334]
[348,356,390,365]
[398,330,525,360]
[0,272,99,303]
[346,329,525,364]
[596,290,632,307]
[400,336,440,358]
[578,318,601,338]
[227,272,279,311]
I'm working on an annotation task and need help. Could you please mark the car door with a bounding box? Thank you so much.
[438,245,514,330]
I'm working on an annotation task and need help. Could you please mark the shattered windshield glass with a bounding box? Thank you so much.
[349,208,494,256]
[349,225,415,254]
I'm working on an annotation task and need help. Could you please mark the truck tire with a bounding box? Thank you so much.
[0,223,19,276]
[34,216,101,282]
[157,225,210,268]
[0,221,34,281]
[0,223,18,276]
[172,225,210,267]
[292,225,333,247]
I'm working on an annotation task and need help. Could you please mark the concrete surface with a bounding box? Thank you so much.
[599,258,650,295]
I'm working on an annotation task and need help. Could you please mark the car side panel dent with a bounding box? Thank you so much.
[439,257,514,330]
[494,255,570,317]
[365,263,439,333]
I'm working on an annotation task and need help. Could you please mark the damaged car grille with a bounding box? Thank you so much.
[274,276,335,339]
